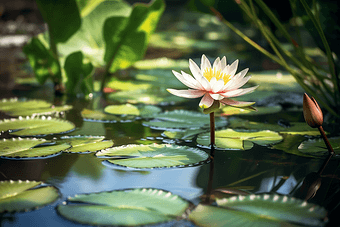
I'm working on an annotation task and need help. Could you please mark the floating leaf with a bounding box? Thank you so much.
[229,118,320,136]
[298,137,340,157]
[106,78,151,91]
[81,109,120,122]
[197,129,283,150]
[271,134,314,158]
[0,180,59,213]
[216,194,327,226]
[133,57,188,70]
[104,104,161,117]
[57,188,189,226]
[0,137,70,159]
[60,135,114,153]
[0,98,72,117]
[221,105,282,116]
[143,110,227,130]
[162,128,207,140]
[0,116,75,136]
[96,143,209,169]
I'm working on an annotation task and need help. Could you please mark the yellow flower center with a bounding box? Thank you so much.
[203,68,230,84]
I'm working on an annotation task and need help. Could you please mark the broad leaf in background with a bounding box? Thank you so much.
[23,37,61,84]
[60,135,114,153]
[96,143,209,168]
[0,117,75,136]
[35,0,81,43]
[104,0,165,73]
[57,188,189,226]
[0,180,59,213]
[0,138,70,159]
[64,51,94,95]
[104,104,161,117]
[298,136,340,158]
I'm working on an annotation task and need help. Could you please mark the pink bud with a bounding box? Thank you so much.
[303,93,323,128]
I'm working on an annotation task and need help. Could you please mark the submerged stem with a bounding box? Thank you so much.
[210,112,215,152]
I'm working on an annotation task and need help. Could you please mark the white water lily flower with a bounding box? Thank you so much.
[167,54,258,110]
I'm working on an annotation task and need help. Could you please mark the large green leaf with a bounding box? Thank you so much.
[298,137,340,157]
[229,118,320,136]
[143,110,227,130]
[271,134,313,158]
[0,98,72,117]
[0,137,70,159]
[23,37,61,84]
[57,0,132,66]
[104,104,161,117]
[0,180,59,213]
[197,129,283,150]
[81,109,120,122]
[96,143,209,168]
[216,194,327,226]
[57,188,189,226]
[133,57,188,70]
[35,0,81,43]
[220,105,282,116]
[64,51,94,95]
[0,116,75,136]
[104,0,165,73]
[60,135,114,153]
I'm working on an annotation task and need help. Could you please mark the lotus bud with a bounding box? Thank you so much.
[303,93,323,128]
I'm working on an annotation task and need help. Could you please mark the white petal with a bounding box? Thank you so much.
[167,89,205,98]
[199,93,214,108]
[209,77,217,88]
[227,59,239,76]
[213,57,221,71]
[212,79,225,93]
[231,68,249,81]
[221,56,227,70]
[227,76,251,91]
[220,85,258,98]
[181,71,204,90]
[189,59,203,81]
[172,70,200,89]
[222,68,249,91]
[209,93,224,100]
[199,75,212,91]
[201,54,211,71]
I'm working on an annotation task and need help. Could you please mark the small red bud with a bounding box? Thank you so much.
[303,93,323,128]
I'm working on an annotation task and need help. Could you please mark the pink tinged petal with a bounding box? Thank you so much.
[226,76,252,91]
[213,57,221,71]
[189,59,203,81]
[209,93,224,100]
[167,89,205,98]
[181,71,204,90]
[220,85,259,98]
[220,98,255,107]
[212,79,225,93]
[201,54,211,72]
[171,70,199,89]
[199,93,215,108]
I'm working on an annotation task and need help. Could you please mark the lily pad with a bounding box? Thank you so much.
[60,135,114,153]
[229,118,320,136]
[216,194,327,226]
[271,134,314,158]
[197,129,283,150]
[221,105,282,116]
[0,180,59,213]
[298,137,340,157]
[57,188,189,226]
[81,109,120,122]
[0,137,70,159]
[108,88,185,105]
[0,116,75,136]
[96,143,209,169]
[143,110,227,130]
[133,57,188,70]
[162,128,208,140]
[0,98,72,117]
[104,104,161,117]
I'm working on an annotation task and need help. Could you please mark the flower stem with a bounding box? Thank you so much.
[318,126,334,156]
[210,112,215,155]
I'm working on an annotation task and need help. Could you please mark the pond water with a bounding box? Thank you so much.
[0,86,338,226]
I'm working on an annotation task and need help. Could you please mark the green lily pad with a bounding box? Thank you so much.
[104,104,161,117]
[0,180,59,213]
[298,137,340,157]
[0,137,71,159]
[96,143,209,169]
[143,110,227,130]
[0,98,72,117]
[162,128,208,140]
[57,188,189,226]
[133,57,188,70]
[106,78,151,92]
[0,116,75,136]
[108,88,185,105]
[197,129,283,150]
[221,105,282,116]
[60,135,114,153]
[271,134,314,158]
[216,194,327,226]
[229,118,320,136]
[81,109,120,122]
